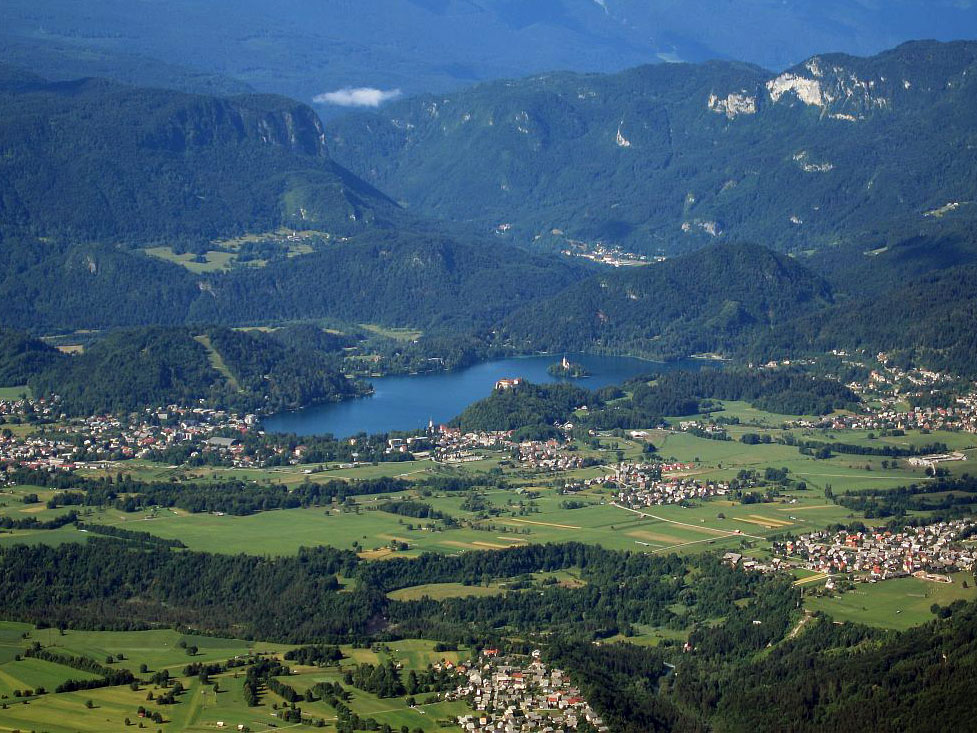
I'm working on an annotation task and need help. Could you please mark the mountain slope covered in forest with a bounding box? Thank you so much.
[328,41,977,256]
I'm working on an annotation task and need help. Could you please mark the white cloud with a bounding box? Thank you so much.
[313,87,402,107]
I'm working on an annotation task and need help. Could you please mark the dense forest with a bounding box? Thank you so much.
[11,326,362,415]
[749,262,977,378]
[669,597,977,731]
[0,539,758,642]
[499,242,834,360]
[327,41,977,257]
[0,230,588,334]
[0,329,62,387]
[454,382,597,432]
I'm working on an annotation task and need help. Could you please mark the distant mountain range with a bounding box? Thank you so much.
[1,41,977,379]
[327,40,977,257]
[0,67,587,332]
[1,1,974,103]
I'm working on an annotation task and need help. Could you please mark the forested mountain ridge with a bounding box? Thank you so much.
[495,239,977,376]
[0,228,588,332]
[499,242,833,360]
[327,40,977,256]
[0,329,63,387]
[749,263,977,378]
[0,68,591,333]
[0,67,399,243]
[0,326,364,415]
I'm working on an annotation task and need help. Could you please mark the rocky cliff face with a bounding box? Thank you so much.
[706,40,977,121]
[0,70,397,242]
[135,92,329,157]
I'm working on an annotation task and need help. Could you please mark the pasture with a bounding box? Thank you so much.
[0,386,30,400]
[0,629,469,732]
[806,573,977,630]
[4,411,971,561]
[359,324,424,342]
[144,246,237,273]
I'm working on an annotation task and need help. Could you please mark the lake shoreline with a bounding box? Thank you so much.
[263,353,706,438]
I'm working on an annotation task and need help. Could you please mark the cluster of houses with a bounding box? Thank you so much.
[722,552,782,574]
[446,649,608,733]
[0,402,259,470]
[738,353,977,440]
[0,395,58,421]
[0,431,81,471]
[590,462,728,508]
[773,519,977,580]
[614,476,728,508]
[513,441,591,472]
[785,398,977,435]
[759,352,977,434]
[428,424,592,471]
[558,237,653,268]
[677,420,729,438]
[431,425,507,463]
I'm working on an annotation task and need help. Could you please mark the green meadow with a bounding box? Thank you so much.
[7,416,966,558]
[144,246,237,273]
[0,386,30,400]
[3,402,975,564]
[358,324,424,342]
[0,629,468,733]
[806,573,977,630]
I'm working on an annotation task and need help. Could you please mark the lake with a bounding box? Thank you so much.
[264,353,704,437]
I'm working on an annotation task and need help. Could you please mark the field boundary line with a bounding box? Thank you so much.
[611,503,764,540]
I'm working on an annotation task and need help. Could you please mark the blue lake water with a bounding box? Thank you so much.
[264,353,704,437]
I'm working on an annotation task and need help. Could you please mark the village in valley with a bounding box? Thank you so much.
[2,347,977,733]
[773,520,977,582]
[448,650,608,733]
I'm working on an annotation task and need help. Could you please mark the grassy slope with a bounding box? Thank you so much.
[807,573,977,630]
[0,629,468,732]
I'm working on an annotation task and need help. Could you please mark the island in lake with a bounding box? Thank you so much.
[547,356,590,379]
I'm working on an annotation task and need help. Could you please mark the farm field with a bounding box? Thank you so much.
[0,385,30,400]
[0,488,76,521]
[0,625,285,674]
[0,438,927,559]
[806,573,977,630]
[387,569,585,601]
[696,400,826,427]
[600,624,690,647]
[0,630,468,733]
[79,458,450,486]
[0,656,100,698]
[2,485,827,557]
[0,526,93,549]
[358,324,424,342]
[2,406,971,562]
[144,246,237,273]
[0,667,285,732]
[387,582,508,601]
